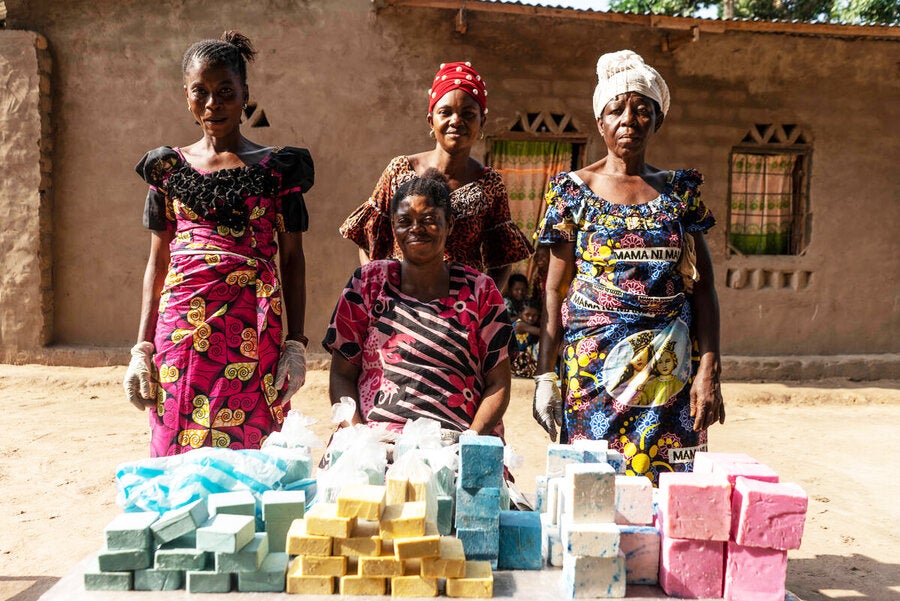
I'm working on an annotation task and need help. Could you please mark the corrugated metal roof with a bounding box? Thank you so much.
[475,0,898,27]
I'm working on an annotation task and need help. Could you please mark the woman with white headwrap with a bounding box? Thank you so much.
[531,51,725,484]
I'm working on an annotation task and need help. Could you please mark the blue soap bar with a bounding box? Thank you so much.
[535,476,548,513]
[437,495,454,535]
[133,567,184,591]
[98,547,152,571]
[151,499,208,545]
[455,486,501,519]
[498,510,543,570]
[187,570,232,593]
[458,436,504,489]
[546,444,585,479]
[455,513,499,530]
[456,526,499,558]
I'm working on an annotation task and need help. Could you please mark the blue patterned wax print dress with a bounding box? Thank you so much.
[536,170,715,484]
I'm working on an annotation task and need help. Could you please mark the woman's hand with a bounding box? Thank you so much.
[124,342,157,411]
[689,363,725,431]
[533,372,563,441]
[275,340,307,400]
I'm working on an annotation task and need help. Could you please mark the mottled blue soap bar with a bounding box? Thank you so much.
[455,486,501,519]
[458,435,504,489]
[497,510,543,570]
[546,443,585,479]
[455,513,499,531]
[456,526,499,562]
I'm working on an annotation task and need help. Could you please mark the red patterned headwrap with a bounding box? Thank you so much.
[428,61,488,115]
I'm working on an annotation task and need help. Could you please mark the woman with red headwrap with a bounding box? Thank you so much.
[340,61,532,289]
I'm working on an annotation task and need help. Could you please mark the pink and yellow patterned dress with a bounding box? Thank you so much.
[135,146,313,456]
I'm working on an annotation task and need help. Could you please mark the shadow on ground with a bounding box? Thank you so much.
[789,553,900,601]
[2,576,60,601]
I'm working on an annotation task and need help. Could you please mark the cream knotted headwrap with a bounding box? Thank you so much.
[592,50,670,119]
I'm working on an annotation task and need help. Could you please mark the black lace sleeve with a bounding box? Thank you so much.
[134,146,180,231]
[269,147,314,232]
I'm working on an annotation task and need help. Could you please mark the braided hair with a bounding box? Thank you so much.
[390,168,453,220]
[182,30,256,84]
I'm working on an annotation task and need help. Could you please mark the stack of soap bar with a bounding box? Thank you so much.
[497,510,543,570]
[89,510,160,589]
[557,462,624,598]
[262,490,306,552]
[455,436,505,569]
[657,472,731,598]
[236,551,288,593]
[725,476,808,601]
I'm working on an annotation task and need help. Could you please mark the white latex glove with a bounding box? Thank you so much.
[124,341,156,411]
[275,339,307,400]
[533,372,563,441]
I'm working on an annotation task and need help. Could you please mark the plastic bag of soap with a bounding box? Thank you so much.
[394,417,443,459]
[262,407,322,451]
[116,448,288,513]
[317,424,388,503]
[387,451,438,524]
[418,444,458,497]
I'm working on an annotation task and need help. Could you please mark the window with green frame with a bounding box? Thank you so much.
[727,125,811,255]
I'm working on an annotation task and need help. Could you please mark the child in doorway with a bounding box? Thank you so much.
[504,273,529,319]
[511,300,541,378]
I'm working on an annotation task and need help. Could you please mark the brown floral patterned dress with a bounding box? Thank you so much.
[340,156,533,272]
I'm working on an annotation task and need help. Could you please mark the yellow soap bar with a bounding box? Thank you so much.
[305,502,356,538]
[386,476,409,505]
[380,502,426,540]
[358,555,403,577]
[333,533,382,557]
[391,575,439,597]
[296,554,348,577]
[421,536,466,578]
[337,484,387,520]
[285,518,332,556]
[393,534,441,560]
[402,558,421,576]
[340,575,386,595]
[446,560,494,598]
[286,573,333,595]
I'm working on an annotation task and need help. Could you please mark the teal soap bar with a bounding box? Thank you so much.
[208,491,256,517]
[498,510,543,570]
[215,532,269,573]
[187,570,232,593]
[261,490,306,522]
[437,495,453,535]
[104,511,158,550]
[155,547,209,571]
[83,558,132,591]
[456,526,499,559]
[151,499,208,545]
[197,514,256,553]
[459,435,504,489]
[546,443,585,479]
[133,567,184,591]
[455,486,501,519]
[236,552,288,592]
[97,546,152,571]
[455,513,499,530]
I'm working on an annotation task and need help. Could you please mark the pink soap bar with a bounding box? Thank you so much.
[731,477,808,550]
[724,541,787,601]
[659,472,731,541]
[659,535,724,598]
[693,451,757,473]
[712,461,780,485]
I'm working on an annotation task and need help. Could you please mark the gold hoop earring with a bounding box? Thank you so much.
[429,130,436,139]
[479,131,485,140]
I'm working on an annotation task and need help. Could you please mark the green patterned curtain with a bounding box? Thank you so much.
[491,140,572,282]
[729,152,796,255]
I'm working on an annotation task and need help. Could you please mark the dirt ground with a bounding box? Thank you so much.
[0,364,897,601]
